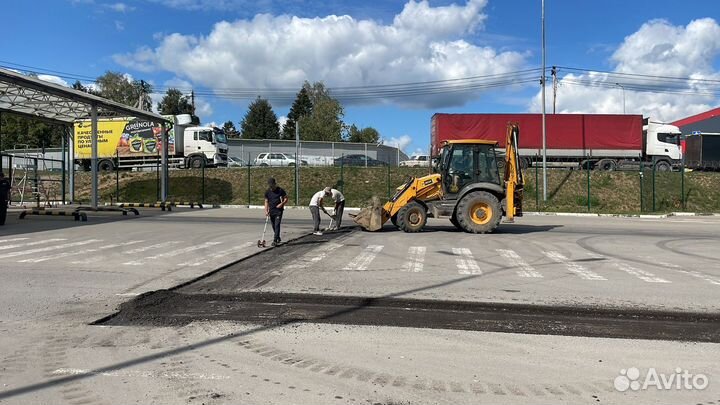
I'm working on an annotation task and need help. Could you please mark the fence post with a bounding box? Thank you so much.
[247,152,251,207]
[535,154,539,211]
[639,161,644,213]
[156,157,160,202]
[681,157,685,210]
[339,154,344,193]
[652,161,656,212]
[586,158,591,212]
[115,149,120,203]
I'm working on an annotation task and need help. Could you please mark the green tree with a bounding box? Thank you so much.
[0,114,64,150]
[94,71,153,111]
[298,81,345,142]
[281,87,313,139]
[157,88,194,116]
[346,125,380,143]
[223,121,239,138]
[240,97,280,139]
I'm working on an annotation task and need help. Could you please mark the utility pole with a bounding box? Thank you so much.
[541,0,547,202]
[138,80,145,110]
[551,66,558,114]
[190,90,196,116]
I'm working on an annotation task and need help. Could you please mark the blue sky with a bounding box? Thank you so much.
[2,0,719,154]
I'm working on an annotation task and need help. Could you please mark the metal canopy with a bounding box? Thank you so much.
[0,67,167,124]
[0,67,171,208]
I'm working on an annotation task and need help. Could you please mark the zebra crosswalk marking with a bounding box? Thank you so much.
[343,245,384,271]
[497,249,542,278]
[543,251,606,281]
[0,239,102,260]
[0,238,66,251]
[453,248,481,275]
[403,246,426,273]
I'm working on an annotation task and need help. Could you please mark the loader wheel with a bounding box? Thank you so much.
[390,214,398,227]
[396,201,427,233]
[450,214,462,231]
[456,191,501,234]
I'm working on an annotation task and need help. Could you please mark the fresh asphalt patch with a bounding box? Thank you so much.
[96,228,720,343]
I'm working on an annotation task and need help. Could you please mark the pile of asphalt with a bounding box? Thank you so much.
[95,230,720,343]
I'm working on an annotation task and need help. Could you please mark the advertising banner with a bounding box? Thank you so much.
[74,118,175,159]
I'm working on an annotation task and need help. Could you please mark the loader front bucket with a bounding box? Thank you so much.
[350,197,386,231]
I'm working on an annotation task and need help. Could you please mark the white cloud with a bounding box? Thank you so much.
[115,0,527,108]
[107,2,134,12]
[531,18,720,122]
[384,135,413,152]
[115,20,125,31]
[277,115,288,131]
[37,74,69,87]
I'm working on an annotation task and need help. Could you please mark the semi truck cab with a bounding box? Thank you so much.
[643,120,683,168]
[183,127,228,167]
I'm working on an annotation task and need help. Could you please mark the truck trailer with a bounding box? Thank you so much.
[683,132,720,171]
[73,114,228,171]
[431,113,682,171]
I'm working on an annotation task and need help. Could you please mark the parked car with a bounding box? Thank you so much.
[254,152,308,167]
[400,154,430,167]
[333,154,386,167]
[226,156,248,167]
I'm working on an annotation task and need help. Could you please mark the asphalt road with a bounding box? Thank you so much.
[0,208,718,404]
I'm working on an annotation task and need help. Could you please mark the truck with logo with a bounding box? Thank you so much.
[73,114,228,171]
[431,113,682,171]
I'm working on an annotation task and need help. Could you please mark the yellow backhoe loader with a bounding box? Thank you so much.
[351,123,524,233]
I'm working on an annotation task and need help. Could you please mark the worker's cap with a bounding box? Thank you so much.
[267,177,277,186]
[323,187,332,195]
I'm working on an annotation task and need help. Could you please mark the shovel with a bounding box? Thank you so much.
[257,216,269,248]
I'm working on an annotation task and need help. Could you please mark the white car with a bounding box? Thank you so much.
[400,154,430,167]
[254,152,308,167]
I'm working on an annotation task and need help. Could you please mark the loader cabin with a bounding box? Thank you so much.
[437,140,502,195]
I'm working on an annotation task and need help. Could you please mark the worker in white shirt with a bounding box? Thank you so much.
[309,189,329,235]
[323,187,345,230]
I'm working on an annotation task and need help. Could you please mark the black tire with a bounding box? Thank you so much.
[98,159,115,171]
[396,201,427,233]
[260,163,269,167]
[655,161,671,172]
[390,214,398,227]
[597,159,617,171]
[456,191,502,234]
[288,163,295,167]
[450,214,462,230]
[189,156,205,169]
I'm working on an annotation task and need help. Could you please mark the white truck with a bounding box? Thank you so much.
[74,114,228,171]
[400,154,430,167]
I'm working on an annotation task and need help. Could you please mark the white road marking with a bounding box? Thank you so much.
[402,246,426,273]
[123,241,222,266]
[115,292,143,297]
[343,245,384,271]
[19,240,145,263]
[497,249,542,278]
[677,270,720,286]
[178,242,254,266]
[284,242,344,270]
[0,238,66,251]
[52,368,230,381]
[613,262,670,283]
[125,240,182,254]
[543,251,606,281]
[0,237,30,244]
[0,239,102,260]
[453,248,481,275]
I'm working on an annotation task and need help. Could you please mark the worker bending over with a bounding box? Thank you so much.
[323,187,345,230]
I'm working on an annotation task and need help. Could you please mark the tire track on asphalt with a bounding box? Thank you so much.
[235,338,615,399]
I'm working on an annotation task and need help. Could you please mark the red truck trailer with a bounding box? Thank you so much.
[431,113,682,171]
